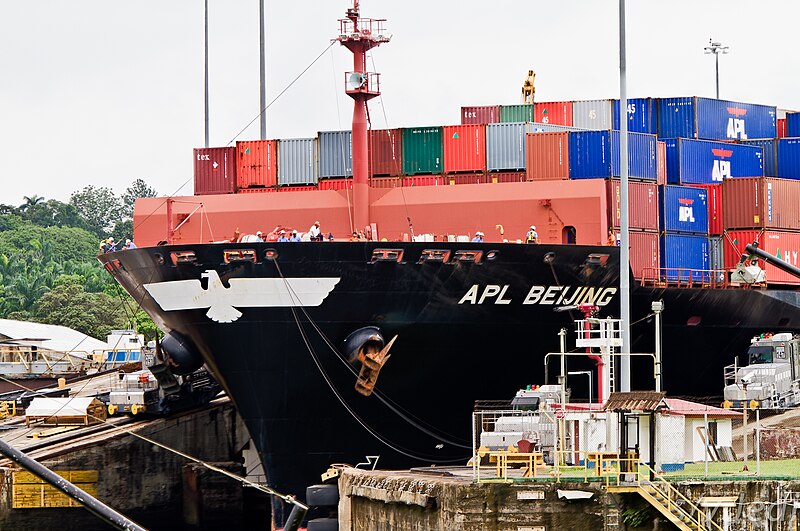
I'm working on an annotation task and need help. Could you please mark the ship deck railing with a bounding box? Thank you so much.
[639,267,758,289]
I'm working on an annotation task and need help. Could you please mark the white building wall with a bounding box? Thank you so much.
[656,413,685,471]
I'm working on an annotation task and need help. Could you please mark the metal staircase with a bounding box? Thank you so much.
[606,463,724,531]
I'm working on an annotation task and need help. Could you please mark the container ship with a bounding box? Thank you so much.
[98,1,800,524]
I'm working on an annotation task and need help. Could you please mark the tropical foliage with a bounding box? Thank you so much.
[0,180,161,340]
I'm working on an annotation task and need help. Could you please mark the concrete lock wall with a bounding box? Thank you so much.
[0,403,249,531]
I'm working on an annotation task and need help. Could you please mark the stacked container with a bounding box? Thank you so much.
[787,113,800,137]
[568,131,657,180]
[571,99,614,130]
[663,138,763,184]
[660,185,710,280]
[402,127,443,175]
[534,102,573,126]
[443,125,486,174]
[500,104,534,123]
[278,138,318,186]
[613,98,656,134]
[628,230,660,280]
[778,118,787,138]
[777,138,800,180]
[688,184,722,235]
[657,97,777,140]
[525,132,569,181]
[318,131,352,178]
[486,122,526,172]
[236,140,278,189]
[194,147,237,195]
[461,106,500,125]
[656,141,667,185]
[722,177,800,230]
[606,179,659,231]
[740,139,777,177]
[370,129,403,177]
[723,229,800,285]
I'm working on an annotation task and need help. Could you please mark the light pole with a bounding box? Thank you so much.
[568,371,594,405]
[704,39,729,99]
[651,300,664,392]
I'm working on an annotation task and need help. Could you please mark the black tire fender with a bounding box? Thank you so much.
[307,517,338,531]
[306,483,339,507]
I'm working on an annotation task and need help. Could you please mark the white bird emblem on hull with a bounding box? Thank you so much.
[144,270,340,323]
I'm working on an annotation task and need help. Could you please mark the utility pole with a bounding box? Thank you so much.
[204,0,209,148]
[618,0,631,392]
[704,39,729,99]
[259,0,267,140]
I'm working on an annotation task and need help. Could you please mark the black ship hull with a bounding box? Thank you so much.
[99,241,800,522]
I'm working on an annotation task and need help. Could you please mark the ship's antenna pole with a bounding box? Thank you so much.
[259,0,267,140]
[618,0,631,392]
[337,0,390,236]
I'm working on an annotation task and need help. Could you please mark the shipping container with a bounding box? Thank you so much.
[628,230,660,279]
[534,101,573,126]
[740,139,777,177]
[370,129,403,176]
[277,185,318,192]
[660,233,710,281]
[607,179,659,231]
[461,106,500,125]
[572,99,614,130]
[236,140,278,189]
[722,177,800,230]
[723,229,800,285]
[318,130,352,178]
[369,177,402,189]
[402,175,443,187]
[568,130,657,180]
[278,138,318,186]
[657,97,777,140]
[659,185,709,234]
[237,187,277,193]
[488,171,525,183]
[688,183,722,235]
[443,124,486,174]
[663,138,763,184]
[525,122,582,133]
[707,236,725,284]
[447,173,487,185]
[778,138,800,180]
[500,104,534,123]
[525,132,569,181]
[402,127,443,175]
[486,122,526,171]
[657,141,666,185]
[788,113,800,137]
[612,98,656,134]
[778,118,787,138]
[194,147,237,195]
[318,178,352,191]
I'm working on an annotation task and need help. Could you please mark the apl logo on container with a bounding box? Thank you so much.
[711,148,733,181]
[726,107,748,140]
[678,198,695,222]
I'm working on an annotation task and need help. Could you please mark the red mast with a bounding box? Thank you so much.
[337,1,390,235]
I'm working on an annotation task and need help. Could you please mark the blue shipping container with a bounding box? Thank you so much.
[568,130,657,180]
[778,138,800,180]
[658,97,777,141]
[741,139,777,177]
[660,233,710,281]
[659,185,709,234]
[612,98,656,134]
[787,113,800,137]
[663,138,763,184]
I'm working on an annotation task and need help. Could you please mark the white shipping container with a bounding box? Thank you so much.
[318,130,352,178]
[572,99,614,130]
[278,138,319,186]
[486,122,526,171]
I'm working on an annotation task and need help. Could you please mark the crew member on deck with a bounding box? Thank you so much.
[290,230,301,242]
[309,221,321,241]
[123,239,137,250]
[606,230,617,246]
[277,230,289,242]
[525,226,539,244]
[471,231,484,243]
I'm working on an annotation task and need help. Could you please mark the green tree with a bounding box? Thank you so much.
[69,185,123,236]
[34,276,128,339]
[19,195,45,212]
[121,179,158,219]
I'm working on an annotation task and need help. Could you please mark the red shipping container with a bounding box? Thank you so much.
[447,173,487,185]
[278,185,318,192]
[606,179,659,231]
[194,147,237,195]
[489,172,526,183]
[318,178,352,191]
[723,229,800,285]
[534,101,573,126]
[443,125,486,174]
[370,177,402,189]
[237,187,277,194]
[237,140,278,188]
[628,230,660,279]
[370,129,403,177]
[722,177,800,230]
[689,183,722,235]
[402,175,443,187]
[461,106,500,125]
[778,118,787,138]
[526,132,569,180]
[656,140,667,185]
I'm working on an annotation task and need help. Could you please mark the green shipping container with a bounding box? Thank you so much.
[500,104,534,123]
[402,127,443,175]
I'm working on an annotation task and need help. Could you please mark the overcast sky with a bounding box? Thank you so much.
[1,1,798,206]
